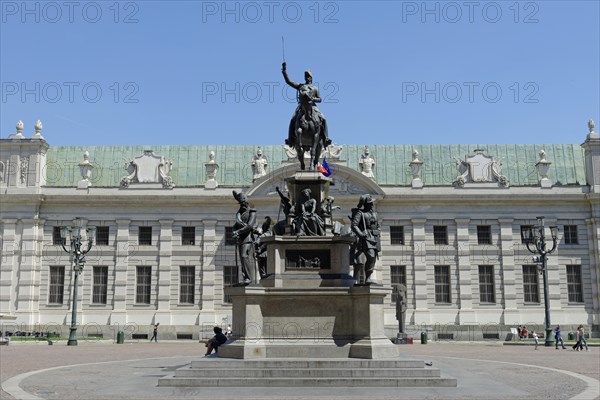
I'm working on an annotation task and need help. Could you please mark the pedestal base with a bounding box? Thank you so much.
[222,285,399,359]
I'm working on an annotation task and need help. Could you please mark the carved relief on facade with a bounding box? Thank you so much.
[20,157,29,184]
[120,150,175,189]
[454,149,509,188]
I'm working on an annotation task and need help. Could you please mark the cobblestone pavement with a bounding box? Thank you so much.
[1,341,598,400]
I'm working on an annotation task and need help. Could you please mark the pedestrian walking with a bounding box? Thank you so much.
[150,323,159,342]
[577,325,589,351]
[532,331,539,350]
[572,328,582,351]
[554,325,566,349]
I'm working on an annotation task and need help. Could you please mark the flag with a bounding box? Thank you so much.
[317,157,332,177]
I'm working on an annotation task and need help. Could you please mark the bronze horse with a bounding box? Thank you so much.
[292,89,328,170]
[282,63,330,170]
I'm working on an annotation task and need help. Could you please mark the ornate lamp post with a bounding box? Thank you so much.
[521,216,558,347]
[60,218,95,346]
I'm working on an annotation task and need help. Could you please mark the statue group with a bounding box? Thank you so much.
[228,62,380,286]
[231,189,380,286]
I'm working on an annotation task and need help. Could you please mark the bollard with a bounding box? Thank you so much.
[117,331,125,344]
[421,331,428,344]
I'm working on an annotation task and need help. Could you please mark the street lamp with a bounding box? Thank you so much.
[60,218,95,346]
[521,216,558,347]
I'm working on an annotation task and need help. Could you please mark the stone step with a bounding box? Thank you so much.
[174,367,441,378]
[189,359,425,369]
[158,376,457,388]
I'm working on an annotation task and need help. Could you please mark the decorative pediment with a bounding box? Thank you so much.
[454,149,509,188]
[247,163,384,198]
[120,150,175,189]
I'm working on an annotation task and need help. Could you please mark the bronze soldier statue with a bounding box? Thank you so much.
[282,62,331,170]
[232,190,257,285]
[351,194,381,285]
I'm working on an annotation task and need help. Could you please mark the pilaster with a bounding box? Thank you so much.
[498,218,518,324]
[0,220,18,315]
[411,218,429,324]
[201,220,218,313]
[111,219,130,325]
[16,219,40,324]
[455,218,475,324]
[586,218,600,328]
[156,220,173,322]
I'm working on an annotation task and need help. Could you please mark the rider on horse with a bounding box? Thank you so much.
[282,62,331,149]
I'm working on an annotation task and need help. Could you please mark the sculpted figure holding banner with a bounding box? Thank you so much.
[351,194,381,285]
[232,190,257,285]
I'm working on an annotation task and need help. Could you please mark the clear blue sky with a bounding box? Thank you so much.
[1,0,598,146]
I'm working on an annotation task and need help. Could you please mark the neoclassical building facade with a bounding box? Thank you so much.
[1,120,599,340]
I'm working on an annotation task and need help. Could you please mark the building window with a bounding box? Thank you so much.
[566,265,583,303]
[477,225,492,245]
[92,266,108,304]
[434,265,451,303]
[390,265,406,303]
[390,226,405,245]
[48,266,65,304]
[182,227,195,246]
[478,265,495,303]
[520,225,533,244]
[564,225,578,245]
[433,226,448,245]
[136,266,152,304]
[225,227,236,245]
[223,265,238,303]
[52,226,65,246]
[180,266,195,304]
[138,227,152,245]
[522,265,540,303]
[96,227,109,246]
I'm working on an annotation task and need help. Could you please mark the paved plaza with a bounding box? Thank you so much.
[1,341,598,400]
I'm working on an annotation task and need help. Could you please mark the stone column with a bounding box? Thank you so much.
[156,220,173,323]
[200,220,217,319]
[411,218,429,325]
[498,218,518,325]
[455,218,475,324]
[111,219,130,325]
[0,220,18,316]
[586,218,600,329]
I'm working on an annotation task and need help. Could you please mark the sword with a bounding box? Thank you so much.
[281,36,286,63]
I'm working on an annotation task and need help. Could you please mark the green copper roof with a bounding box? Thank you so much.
[45,144,586,187]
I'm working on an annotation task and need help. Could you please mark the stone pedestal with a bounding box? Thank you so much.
[260,235,355,288]
[219,285,398,359]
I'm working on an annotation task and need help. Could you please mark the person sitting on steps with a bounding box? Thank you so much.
[205,326,228,356]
